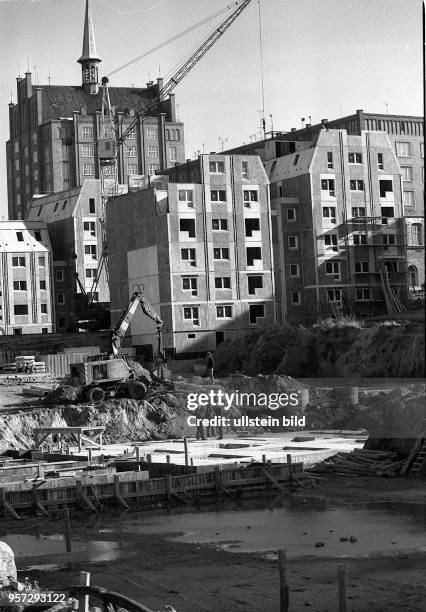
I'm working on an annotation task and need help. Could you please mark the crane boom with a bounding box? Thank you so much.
[118,0,252,145]
[111,289,163,357]
[88,0,252,302]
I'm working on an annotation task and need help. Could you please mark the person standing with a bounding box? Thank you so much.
[206,352,214,381]
[195,405,205,440]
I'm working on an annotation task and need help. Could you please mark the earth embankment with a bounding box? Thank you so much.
[214,322,425,378]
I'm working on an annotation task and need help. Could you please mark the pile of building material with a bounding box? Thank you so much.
[22,385,53,398]
[309,448,405,477]
[14,355,46,373]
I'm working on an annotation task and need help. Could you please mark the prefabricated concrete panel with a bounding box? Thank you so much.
[127,246,160,346]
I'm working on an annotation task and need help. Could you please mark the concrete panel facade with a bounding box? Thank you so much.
[266,129,410,325]
[0,221,54,335]
[25,180,110,330]
[106,154,275,356]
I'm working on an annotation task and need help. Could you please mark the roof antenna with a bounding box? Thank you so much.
[17,64,21,78]
[9,90,13,104]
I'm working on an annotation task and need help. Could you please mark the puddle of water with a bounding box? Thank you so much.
[26,563,61,571]
[4,497,426,569]
[114,498,426,559]
[2,533,122,569]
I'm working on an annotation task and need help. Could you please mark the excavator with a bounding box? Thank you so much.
[69,288,172,403]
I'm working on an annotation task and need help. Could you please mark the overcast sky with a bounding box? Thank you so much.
[0,0,423,219]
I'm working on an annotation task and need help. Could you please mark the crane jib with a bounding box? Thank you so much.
[96,0,252,302]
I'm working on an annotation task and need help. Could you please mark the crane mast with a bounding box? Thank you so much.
[85,0,251,304]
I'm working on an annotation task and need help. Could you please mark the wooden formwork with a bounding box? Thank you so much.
[0,462,303,519]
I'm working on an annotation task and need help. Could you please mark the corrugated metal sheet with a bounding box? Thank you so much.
[38,354,70,378]
[38,347,100,377]
[61,346,100,362]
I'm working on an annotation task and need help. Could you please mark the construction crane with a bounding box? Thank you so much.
[84,0,252,303]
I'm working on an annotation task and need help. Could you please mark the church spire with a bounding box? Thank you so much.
[78,0,101,94]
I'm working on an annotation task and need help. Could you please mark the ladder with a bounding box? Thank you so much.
[408,438,426,478]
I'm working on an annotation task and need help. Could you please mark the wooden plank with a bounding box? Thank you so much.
[184,437,189,467]
[64,508,72,553]
[76,480,98,512]
[114,475,129,510]
[5,501,21,520]
[34,427,105,434]
[260,467,285,492]
[165,474,173,501]
[278,550,289,612]
[338,564,348,612]
[0,463,302,513]
[78,571,90,612]
[32,484,49,517]
[79,433,101,450]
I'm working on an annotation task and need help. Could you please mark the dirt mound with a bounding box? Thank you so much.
[44,384,82,404]
[303,388,359,430]
[0,409,68,449]
[0,377,256,451]
[303,384,425,450]
[214,322,424,378]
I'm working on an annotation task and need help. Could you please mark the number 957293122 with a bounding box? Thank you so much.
[0,592,69,606]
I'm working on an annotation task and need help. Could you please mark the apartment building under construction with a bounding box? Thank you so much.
[106,155,275,356]
[264,128,408,324]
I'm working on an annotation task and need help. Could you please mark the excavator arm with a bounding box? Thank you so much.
[111,290,163,357]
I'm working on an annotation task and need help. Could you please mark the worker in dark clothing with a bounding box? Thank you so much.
[216,404,224,439]
[206,352,214,381]
[206,404,215,438]
[195,406,206,440]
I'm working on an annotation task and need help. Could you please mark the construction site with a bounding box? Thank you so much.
[1,0,425,610]
[0,321,424,610]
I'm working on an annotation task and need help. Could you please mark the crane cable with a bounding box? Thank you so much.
[106,1,245,78]
[258,0,266,138]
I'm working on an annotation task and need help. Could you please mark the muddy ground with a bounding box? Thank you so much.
[4,476,425,612]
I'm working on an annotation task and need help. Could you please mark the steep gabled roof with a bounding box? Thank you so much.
[39,85,158,121]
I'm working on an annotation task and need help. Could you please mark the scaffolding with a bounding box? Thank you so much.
[319,214,408,319]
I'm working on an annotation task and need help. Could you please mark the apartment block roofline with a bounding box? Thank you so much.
[224,109,424,154]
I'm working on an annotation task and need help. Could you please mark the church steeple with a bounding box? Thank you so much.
[78,0,101,94]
